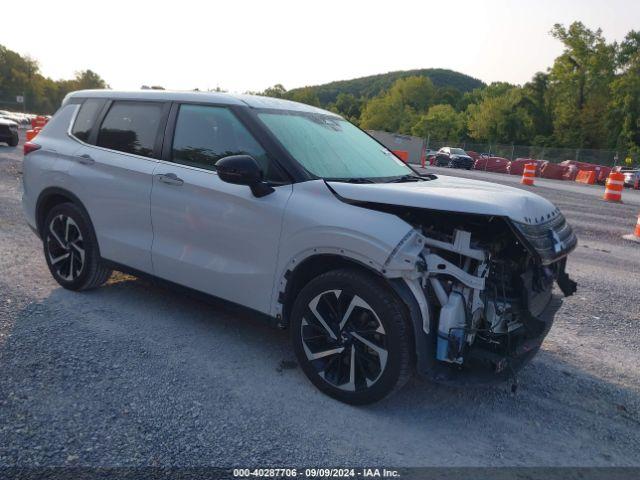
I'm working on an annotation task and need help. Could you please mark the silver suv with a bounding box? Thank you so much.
[22,90,577,404]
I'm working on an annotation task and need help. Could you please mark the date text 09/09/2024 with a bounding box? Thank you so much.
[232,468,400,478]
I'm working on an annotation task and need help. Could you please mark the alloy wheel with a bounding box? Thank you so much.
[46,214,85,282]
[300,290,388,392]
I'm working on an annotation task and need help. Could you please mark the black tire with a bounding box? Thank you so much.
[8,135,19,147]
[290,268,413,404]
[42,202,112,291]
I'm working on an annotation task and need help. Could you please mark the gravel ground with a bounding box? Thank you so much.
[1,132,639,468]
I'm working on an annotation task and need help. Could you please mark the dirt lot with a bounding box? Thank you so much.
[1,132,639,467]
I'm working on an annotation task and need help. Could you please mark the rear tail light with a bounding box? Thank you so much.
[23,142,41,156]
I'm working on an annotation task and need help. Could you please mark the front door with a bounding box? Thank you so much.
[150,104,292,314]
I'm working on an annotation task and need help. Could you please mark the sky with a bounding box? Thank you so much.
[3,0,639,93]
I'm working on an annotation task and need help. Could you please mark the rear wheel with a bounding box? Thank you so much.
[43,203,112,291]
[8,134,19,147]
[290,269,413,404]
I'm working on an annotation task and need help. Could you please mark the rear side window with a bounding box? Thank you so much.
[97,101,163,158]
[71,99,105,142]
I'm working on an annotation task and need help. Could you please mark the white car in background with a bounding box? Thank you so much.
[622,169,639,188]
[21,90,577,404]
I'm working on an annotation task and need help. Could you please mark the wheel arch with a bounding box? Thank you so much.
[278,253,386,328]
[35,187,95,241]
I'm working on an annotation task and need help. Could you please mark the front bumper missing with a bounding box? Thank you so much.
[424,294,563,386]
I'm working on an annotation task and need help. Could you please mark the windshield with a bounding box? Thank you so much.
[257,111,413,180]
[450,148,467,155]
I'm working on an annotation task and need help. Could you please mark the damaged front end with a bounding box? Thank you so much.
[383,207,578,384]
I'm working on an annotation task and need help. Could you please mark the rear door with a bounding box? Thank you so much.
[70,100,169,273]
[149,103,292,313]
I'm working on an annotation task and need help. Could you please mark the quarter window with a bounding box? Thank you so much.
[171,104,280,180]
[71,99,105,142]
[97,101,163,158]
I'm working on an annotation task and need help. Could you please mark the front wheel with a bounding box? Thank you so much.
[290,269,413,404]
[8,134,19,147]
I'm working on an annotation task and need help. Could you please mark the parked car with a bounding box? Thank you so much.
[22,90,577,404]
[622,169,640,188]
[434,147,474,169]
[0,117,19,146]
[424,148,438,157]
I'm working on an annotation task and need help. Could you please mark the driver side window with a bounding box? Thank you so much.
[171,104,283,182]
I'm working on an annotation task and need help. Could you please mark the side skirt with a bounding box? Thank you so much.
[101,259,280,328]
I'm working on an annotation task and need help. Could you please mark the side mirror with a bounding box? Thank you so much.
[216,155,275,198]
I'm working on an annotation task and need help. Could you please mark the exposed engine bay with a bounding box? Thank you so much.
[382,205,578,382]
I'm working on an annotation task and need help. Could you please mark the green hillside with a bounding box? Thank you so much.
[288,68,485,106]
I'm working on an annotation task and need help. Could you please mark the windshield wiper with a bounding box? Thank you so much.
[327,177,377,184]
[385,174,428,183]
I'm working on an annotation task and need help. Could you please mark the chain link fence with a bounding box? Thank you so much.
[426,139,638,167]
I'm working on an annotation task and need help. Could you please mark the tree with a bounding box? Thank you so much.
[609,31,640,154]
[74,70,109,90]
[289,87,320,107]
[521,72,553,139]
[330,93,363,122]
[359,76,434,133]
[433,86,462,110]
[359,93,404,132]
[459,82,515,110]
[547,22,616,148]
[261,84,287,98]
[388,76,435,112]
[467,88,534,143]
[411,104,465,141]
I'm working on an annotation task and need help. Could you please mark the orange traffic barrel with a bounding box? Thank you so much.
[603,172,624,202]
[623,213,640,243]
[521,163,536,186]
[25,129,38,141]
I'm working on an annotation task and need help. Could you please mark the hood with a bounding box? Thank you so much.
[327,174,560,225]
[451,154,472,160]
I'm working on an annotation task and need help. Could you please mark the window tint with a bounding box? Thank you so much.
[97,102,163,158]
[171,105,280,180]
[71,99,105,142]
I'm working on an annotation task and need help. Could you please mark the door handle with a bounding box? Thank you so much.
[76,153,95,165]
[157,173,184,186]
